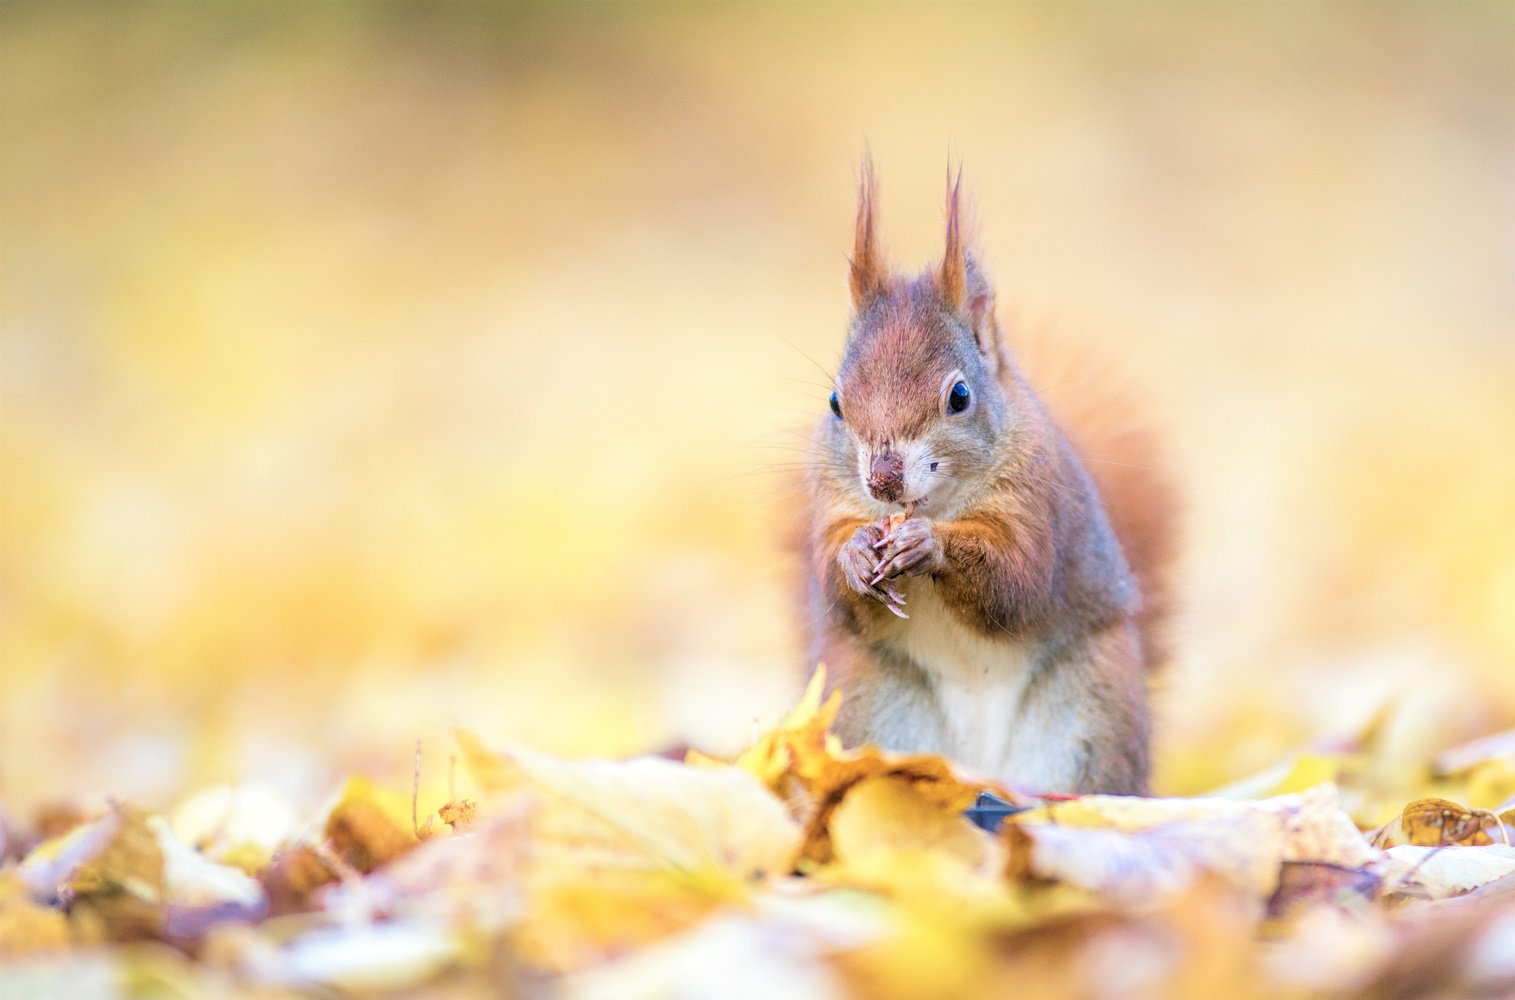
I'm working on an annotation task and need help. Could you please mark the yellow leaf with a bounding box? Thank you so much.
[734,665,842,793]
[789,740,1012,867]
[456,730,801,971]
[324,776,418,873]
[457,731,799,879]
[829,776,999,888]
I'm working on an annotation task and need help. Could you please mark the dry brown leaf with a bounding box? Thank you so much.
[324,776,418,873]
[438,798,479,832]
[1370,796,1512,849]
[258,845,337,917]
[17,803,166,943]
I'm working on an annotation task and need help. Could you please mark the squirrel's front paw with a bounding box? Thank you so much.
[839,523,908,617]
[873,516,944,583]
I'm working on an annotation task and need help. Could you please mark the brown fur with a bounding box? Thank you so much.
[1010,330,1180,673]
[787,161,1180,795]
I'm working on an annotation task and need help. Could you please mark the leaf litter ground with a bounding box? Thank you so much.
[3,669,1514,999]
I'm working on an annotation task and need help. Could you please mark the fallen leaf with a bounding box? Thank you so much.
[18,803,165,943]
[1266,862,1381,920]
[828,775,1002,891]
[219,918,468,991]
[1369,796,1511,848]
[791,742,1014,868]
[323,776,418,873]
[344,799,532,930]
[171,782,300,874]
[258,846,337,919]
[457,730,801,970]
[458,732,799,879]
[1021,785,1378,868]
[1004,785,1378,904]
[150,816,267,939]
[1005,812,1281,903]
[560,889,883,1000]
[0,871,71,958]
[1378,844,1515,900]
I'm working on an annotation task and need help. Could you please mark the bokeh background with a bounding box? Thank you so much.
[2,2,1511,817]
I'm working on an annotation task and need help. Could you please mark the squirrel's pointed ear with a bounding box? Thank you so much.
[849,154,889,309]
[936,167,1000,370]
[938,166,968,309]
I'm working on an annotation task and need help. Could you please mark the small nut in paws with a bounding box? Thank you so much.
[872,517,944,583]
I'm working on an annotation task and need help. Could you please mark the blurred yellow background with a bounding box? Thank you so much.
[2,3,1511,816]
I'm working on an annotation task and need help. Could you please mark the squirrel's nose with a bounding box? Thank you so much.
[867,450,905,503]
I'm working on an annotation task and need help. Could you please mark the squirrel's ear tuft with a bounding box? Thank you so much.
[938,165,967,309]
[938,167,1001,369]
[849,154,889,309]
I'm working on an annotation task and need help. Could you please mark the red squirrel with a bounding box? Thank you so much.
[797,160,1178,795]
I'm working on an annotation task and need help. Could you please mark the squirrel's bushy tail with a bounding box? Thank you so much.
[1012,327,1181,674]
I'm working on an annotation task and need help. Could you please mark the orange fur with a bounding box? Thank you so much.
[1009,330,1180,673]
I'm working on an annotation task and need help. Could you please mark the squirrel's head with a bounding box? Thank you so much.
[823,160,1017,518]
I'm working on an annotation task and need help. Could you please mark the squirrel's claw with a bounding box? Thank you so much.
[872,516,943,583]
[840,521,911,616]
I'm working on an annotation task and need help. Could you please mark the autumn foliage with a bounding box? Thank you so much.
[3,668,1512,998]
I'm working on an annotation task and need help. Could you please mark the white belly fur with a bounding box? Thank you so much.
[886,579,1038,781]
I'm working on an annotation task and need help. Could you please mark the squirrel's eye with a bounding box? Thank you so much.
[829,392,843,420]
[948,380,971,414]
